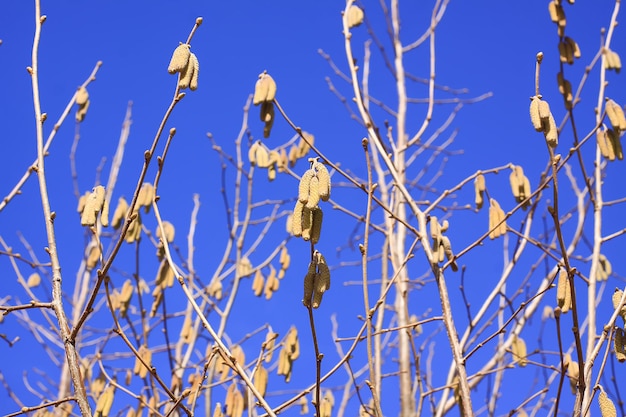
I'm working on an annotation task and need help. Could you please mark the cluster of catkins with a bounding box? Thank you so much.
[253,71,277,138]
[597,98,626,161]
[612,288,626,363]
[302,251,331,308]
[291,158,331,244]
[529,95,559,148]
[168,43,199,91]
[429,217,457,272]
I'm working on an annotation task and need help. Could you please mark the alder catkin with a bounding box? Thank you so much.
[301,206,313,241]
[607,129,623,160]
[254,366,269,397]
[112,197,129,229]
[488,198,506,239]
[605,99,626,131]
[252,270,264,297]
[27,272,41,288]
[303,261,316,307]
[615,328,626,362]
[347,5,364,28]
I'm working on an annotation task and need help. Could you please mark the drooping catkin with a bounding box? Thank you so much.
[254,365,269,397]
[605,49,622,73]
[346,5,364,28]
[441,236,458,272]
[312,252,331,308]
[252,270,264,297]
[598,390,617,417]
[474,173,485,209]
[557,269,572,313]
[292,201,304,237]
[544,112,559,148]
[597,129,613,160]
[86,245,101,270]
[253,71,277,105]
[298,132,314,157]
[75,87,90,122]
[314,161,331,201]
[263,102,275,138]
[615,328,626,362]
[112,197,129,229]
[27,272,41,288]
[597,254,612,281]
[264,265,279,300]
[95,385,115,417]
[137,182,155,213]
[301,206,313,241]
[488,198,506,239]
[81,185,106,226]
[156,221,175,243]
[607,129,624,160]
[303,261,316,307]
[529,97,543,131]
[298,169,315,204]
[306,176,321,210]
[168,43,191,74]
[557,73,573,106]
[189,53,199,91]
[311,207,323,244]
[612,288,626,322]
[605,98,626,131]
[512,335,528,367]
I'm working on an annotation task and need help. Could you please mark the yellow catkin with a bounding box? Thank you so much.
[27,272,41,288]
[430,216,441,239]
[311,207,323,244]
[606,99,626,131]
[559,40,573,64]
[86,245,101,270]
[248,141,260,166]
[347,5,364,28]
[598,391,617,417]
[597,254,611,281]
[441,236,458,272]
[112,197,129,229]
[252,269,264,297]
[168,43,191,74]
[299,396,309,415]
[567,358,579,394]
[512,335,528,367]
[488,199,506,239]
[564,36,581,59]
[264,265,279,300]
[263,104,275,138]
[306,176,320,209]
[529,97,543,131]
[208,279,223,300]
[137,183,154,212]
[178,53,195,90]
[263,330,277,363]
[544,112,559,148]
[607,129,623,160]
[292,201,304,237]
[189,53,199,91]
[285,326,300,360]
[288,145,299,167]
[298,170,315,203]
[615,328,626,362]
[81,186,106,226]
[612,288,626,321]
[557,73,573,105]
[474,174,485,209]
[597,129,611,159]
[607,50,622,73]
[76,98,90,122]
[254,366,269,397]
[180,315,193,344]
[301,206,313,241]
[77,190,90,214]
[298,132,314,158]
[253,71,277,105]
[76,86,89,106]
[314,162,331,201]
[537,99,551,123]
[557,269,569,311]
[312,252,331,308]
[156,221,175,243]
[255,144,270,168]
[509,166,521,199]
[303,262,316,307]
[279,246,290,270]
[95,385,115,417]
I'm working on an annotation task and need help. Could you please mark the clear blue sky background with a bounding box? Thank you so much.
[1,1,625,416]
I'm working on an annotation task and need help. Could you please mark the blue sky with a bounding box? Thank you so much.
[1,1,625,416]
